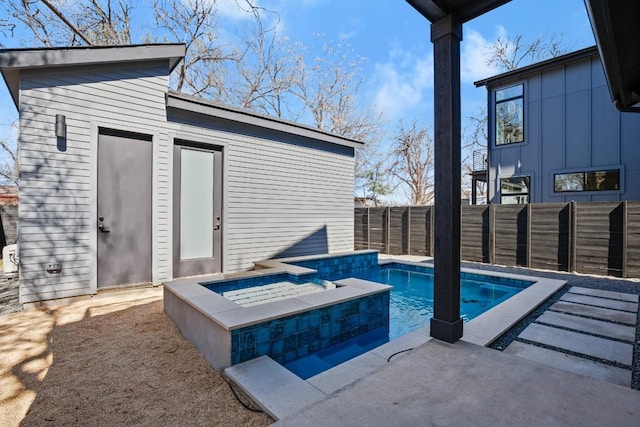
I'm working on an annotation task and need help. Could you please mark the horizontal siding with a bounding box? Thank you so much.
[225,131,354,270]
[19,60,357,301]
[168,124,356,272]
[19,63,171,301]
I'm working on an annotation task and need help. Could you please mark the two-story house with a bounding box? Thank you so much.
[475,46,640,204]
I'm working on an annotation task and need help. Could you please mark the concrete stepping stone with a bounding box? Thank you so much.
[550,301,637,325]
[536,311,636,342]
[518,323,633,366]
[569,286,639,303]
[504,341,631,387]
[560,293,638,312]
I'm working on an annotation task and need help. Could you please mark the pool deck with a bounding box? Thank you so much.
[224,255,640,425]
[225,258,571,421]
[272,339,639,426]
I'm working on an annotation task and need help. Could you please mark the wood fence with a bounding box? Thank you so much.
[355,201,640,279]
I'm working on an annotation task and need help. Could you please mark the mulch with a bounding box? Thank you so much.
[0,287,273,426]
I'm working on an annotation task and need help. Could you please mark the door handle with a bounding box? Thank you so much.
[98,224,110,233]
[214,223,220,231]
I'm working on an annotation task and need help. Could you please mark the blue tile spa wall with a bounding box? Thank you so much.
[290,252,379,280]
[230,291,390,366]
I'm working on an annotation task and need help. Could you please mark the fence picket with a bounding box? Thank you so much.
[355,201,636,279]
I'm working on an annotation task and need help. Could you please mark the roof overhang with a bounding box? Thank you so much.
[584,0,640,111]
[0,43,185,108]
[406,0,511,23]
[166,91,365,150]
[474,46,599,88]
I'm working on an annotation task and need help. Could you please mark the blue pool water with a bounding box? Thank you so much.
[283,262,532,379]
[207,255,533,380]
[350,265,526,340]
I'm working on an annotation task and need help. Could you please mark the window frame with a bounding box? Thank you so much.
[553,168,621,193]
[494,83,525,147]
[500,175,530,204]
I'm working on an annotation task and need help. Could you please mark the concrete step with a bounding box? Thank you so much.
[225,356,325,420]
[536,311,636,342]
[504,341,631,388]
[550,301,637,325]
[517,323,633,366]
[569,286,639,303]
[560,293,638,313]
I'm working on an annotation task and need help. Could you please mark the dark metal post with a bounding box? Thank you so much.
[429,206,435,256]
[367,207,371,249]
[489,204,495,264]
[429,15,463,343]
[569,201,577,272]
[623,201,628,278]
[471,178,477,205]
[386,206,391,254]
[526,203,532,268]
[407,206,412,255]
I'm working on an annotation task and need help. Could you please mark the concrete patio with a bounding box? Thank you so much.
[224,256,639,425]
[273,338,639,426]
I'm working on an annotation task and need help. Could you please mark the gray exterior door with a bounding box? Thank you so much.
[97,130,152,287]
[173,143,222,277]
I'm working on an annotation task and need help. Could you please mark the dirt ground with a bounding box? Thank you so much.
[0,286,273,426]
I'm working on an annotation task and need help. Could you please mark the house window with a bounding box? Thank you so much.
[495,84,524,145]
[554,169,620,192]
[501,176,529,204]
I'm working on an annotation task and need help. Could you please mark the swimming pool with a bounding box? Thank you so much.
[345,263,529,339]
[281,261,531,378]
[164,251,541,379]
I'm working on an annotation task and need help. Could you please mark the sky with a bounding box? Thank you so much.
[0,0,596,197]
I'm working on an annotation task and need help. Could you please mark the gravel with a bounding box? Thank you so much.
[458,261,640,390]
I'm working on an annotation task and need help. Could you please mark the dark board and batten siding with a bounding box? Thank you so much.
[357,201,640,279]
[487,52,640,204]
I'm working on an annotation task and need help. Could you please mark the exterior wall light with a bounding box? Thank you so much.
[55,114,66,138]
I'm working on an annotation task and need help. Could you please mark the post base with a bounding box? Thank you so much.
[430,317,463,343]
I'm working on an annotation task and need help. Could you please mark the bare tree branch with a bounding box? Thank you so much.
[486,32,568,71]
[390,121,434,205]
[39,0,93,45]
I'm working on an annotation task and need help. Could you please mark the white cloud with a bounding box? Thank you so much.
[372,48,434,120]
[460,28,501,83]
[214,0,259,21]
[339,30,357,40]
